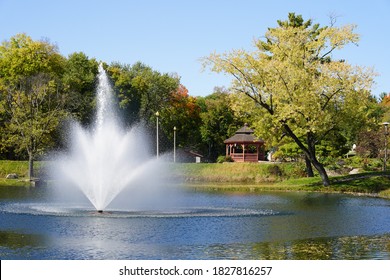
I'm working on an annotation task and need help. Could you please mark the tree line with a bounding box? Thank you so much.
[0,34,242,172]
[0,14,389,186]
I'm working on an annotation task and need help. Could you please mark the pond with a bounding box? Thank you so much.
[0,185,389,259]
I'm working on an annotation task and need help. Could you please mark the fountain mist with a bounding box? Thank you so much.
[53,64,161,212]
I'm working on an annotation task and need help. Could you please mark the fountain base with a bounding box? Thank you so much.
[97,210,103,213]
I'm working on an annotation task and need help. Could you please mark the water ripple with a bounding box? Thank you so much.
[0,202,278,218]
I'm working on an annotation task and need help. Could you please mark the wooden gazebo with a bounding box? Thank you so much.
[224,123,265,162]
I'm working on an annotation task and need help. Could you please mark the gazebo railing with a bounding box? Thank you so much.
[230,153,258,162]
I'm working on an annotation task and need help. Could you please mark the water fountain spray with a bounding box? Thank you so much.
[55,63,156,212]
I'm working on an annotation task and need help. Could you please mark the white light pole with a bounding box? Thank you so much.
[383,122,389,172]
[156,111,159,159]
[173,126,177,163]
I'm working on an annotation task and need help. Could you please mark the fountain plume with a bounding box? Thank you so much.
[53,63,159,211]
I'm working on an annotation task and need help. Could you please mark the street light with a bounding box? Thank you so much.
[173,126,177,163]
[383,122,389,172]
[156,111,159,158]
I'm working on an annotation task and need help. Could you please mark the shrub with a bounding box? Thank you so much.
[267,164,283,177]
[216,155,234,163]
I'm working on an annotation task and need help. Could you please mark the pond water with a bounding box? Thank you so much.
[0,185,389,260]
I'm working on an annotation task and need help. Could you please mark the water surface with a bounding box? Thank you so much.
[0,186,389,259]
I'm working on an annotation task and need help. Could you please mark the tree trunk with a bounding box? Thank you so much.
[281,124,330,186]
[305,132,330,186]
[28,153,34,179]
[310,156,330,186]
[305,155,314,177]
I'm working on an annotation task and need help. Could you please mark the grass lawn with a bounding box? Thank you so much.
[170,162,305,183]
[0,160,30,178]
[0,178,31,187]
[0,160,44,187]
[274,173,390,198]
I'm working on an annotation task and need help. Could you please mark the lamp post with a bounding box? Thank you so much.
[383,122,389,172]
[156,111,159,158]
[173,126,177,163]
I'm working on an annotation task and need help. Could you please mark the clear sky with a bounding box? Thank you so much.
[1,0,389,97]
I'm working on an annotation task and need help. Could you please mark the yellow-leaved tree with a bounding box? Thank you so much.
[204,13,377,186]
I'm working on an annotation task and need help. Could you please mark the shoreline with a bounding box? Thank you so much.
[170,163,390,199]
[2,177,389,199]
[183,182,388,198]
[1,161,390,199]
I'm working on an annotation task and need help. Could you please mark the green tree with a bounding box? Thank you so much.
[199,88,239,161]
[379,92,390,124]
[62,52,98,126]
[108,62,179,128]
[108,62,183,155]
[204,13,376,186]
[108,62,143,125]
[0,34,67,178]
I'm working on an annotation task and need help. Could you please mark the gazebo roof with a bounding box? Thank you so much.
[224,123,264,144]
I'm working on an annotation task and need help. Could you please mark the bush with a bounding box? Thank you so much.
[267,164,283,177]
[282,161,308,178]
[216,155,234,163]
[344,156,383,171]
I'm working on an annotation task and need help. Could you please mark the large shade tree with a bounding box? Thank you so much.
[204,13,376,186]
[0,34,67,178]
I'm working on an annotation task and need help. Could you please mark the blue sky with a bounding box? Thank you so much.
[1,0,389,97]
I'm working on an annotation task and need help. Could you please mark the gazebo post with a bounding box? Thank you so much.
[242,144,245,162]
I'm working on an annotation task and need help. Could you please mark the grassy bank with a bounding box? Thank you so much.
[0,160,44,187]
[0,160,29,178]
[184,175,390,199]
[170,162,306,183]
[171,163,390,199]
[1,160,390,198]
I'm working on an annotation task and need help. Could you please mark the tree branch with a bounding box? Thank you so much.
[222,57,274,114]
[321,88,342,110]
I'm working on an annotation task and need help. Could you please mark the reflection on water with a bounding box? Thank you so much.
[0,230,47,260]
[0,230,388,260]
[206,234,390,260]
[0,186,390,259]
[0,230,45,249]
